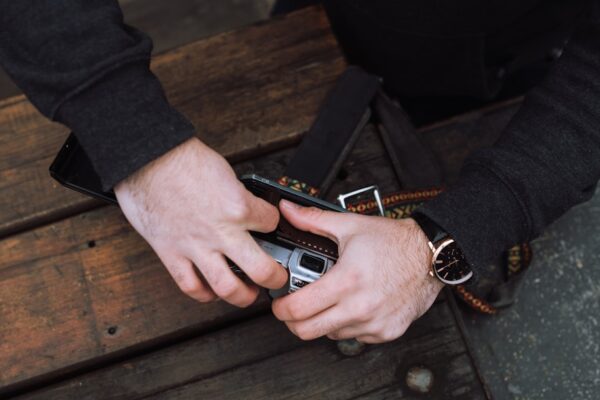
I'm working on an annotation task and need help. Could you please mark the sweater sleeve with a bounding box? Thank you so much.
[0,0,195,190]
[415,2,600,272]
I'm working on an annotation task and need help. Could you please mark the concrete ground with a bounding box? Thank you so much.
[462,188,600,400]
[1,1,598,398]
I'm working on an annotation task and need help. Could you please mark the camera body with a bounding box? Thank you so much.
[229,237,336,298]
[238,175,342,298]
[257,238,335,298]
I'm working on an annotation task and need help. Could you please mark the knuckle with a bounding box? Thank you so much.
[178,278,202,296]
[384,331,399,342]
[271,302,285,321]
[353,303,373,323]
[250,264,276,285]
[374,324,401,342]
[178,281,214,303]
[213,278,239,299]
[287,301,306,321]
[341,271,361,293]
[228,200,252,222]
[379,331,396,342]
[397,322,411,338]
[295,326,314,341]
[237,291,258,308]
[264,213,279,230]
[199,293,217,303]
[194,291,216,303]
[366,320,385,336]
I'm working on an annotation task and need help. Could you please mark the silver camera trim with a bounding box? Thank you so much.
[254,238,335,298]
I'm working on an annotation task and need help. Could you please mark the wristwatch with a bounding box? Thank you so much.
[411,213,473,285]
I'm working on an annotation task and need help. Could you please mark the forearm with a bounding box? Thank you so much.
[417,2,600,270]
[0,0,195,189]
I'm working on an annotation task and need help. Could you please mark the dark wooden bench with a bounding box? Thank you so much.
[0,6,522,399]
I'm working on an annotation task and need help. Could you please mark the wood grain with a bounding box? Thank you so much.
[0,2,526,397]
[14,306,485,400]
[119,0,277,55]
[0,96,520,394]
[0,203,267,391]
[0,6,345,239]
[0,123,388,394]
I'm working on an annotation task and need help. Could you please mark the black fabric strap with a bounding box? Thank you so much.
[411,212,448,244]
[280,65,533,315]
[283,66,380,193]
[374,91,443,189]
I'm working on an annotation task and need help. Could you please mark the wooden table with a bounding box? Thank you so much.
[0,6,521,399]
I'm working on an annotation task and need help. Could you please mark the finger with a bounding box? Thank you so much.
[160,255,217,302]
[271,268,342,322]
[354,323,407,344]
[355,335,386,344]
[279,199,355,243]
[195,251,259,308]
[327,325,365,341]
[243,195,280,233]
[285,305,351,341]
[224,232,288,289]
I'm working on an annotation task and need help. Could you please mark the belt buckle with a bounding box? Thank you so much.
[337,185,385,216]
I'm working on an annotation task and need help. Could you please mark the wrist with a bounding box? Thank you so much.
[411,213,473,286]
[115,137,202,193]
[405,218,437,279]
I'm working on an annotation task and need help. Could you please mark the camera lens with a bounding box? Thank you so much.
[299,254,326,274]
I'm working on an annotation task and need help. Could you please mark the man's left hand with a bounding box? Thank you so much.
[272,200,444,344]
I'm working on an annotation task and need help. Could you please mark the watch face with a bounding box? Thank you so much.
[433,239,473,285]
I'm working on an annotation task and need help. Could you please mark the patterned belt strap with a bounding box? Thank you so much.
[278,180,533,315]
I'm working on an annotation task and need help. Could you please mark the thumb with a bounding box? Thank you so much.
[279,199,354,243]
[244,195,280,233]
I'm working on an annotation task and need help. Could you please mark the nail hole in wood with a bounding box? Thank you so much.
[88,240,96,248]
[107,326,118,335]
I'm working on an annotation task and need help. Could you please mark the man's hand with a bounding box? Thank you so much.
[115,138,287,307]
[272,200,444,343]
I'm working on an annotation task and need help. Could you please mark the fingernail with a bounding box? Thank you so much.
[280,199,301,210]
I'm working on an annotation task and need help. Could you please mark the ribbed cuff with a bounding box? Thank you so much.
[55,62,196,190]
[415,163,528,272]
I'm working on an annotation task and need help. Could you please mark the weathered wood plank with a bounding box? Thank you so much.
[0,121,395,393]
[119,0,277,55]
[138,303,485,400]
[0,202,268,390]
[14,303,485,400]
[0,94,521,393]
[0,6,345,239]
[12,316,300,400]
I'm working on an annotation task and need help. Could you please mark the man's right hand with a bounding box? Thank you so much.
[114,137,287,307]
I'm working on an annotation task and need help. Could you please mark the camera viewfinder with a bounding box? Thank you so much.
[299,254,326,274]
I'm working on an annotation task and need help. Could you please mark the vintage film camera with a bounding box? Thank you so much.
[231,237,335,299]
[236,175,342,298]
